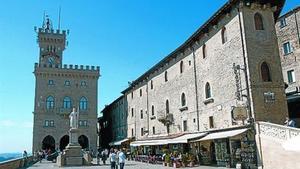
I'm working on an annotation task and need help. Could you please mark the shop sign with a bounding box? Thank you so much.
[232,106,247,120]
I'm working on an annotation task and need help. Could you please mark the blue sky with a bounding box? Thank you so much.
[0,0,298,153]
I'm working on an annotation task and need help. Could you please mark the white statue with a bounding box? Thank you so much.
[69,107,79,129]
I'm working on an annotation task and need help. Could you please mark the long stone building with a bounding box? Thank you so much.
[32,17,100,153]
[100,0,289,167]
[276,6,300,123]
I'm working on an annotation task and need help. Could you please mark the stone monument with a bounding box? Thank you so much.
[57,108,84,166]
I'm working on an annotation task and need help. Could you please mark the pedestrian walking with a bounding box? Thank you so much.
[102,150,107,165]
[96,150,101,165]
[118,148,126,169]
[109,148,117,169]
[115,149,120,169]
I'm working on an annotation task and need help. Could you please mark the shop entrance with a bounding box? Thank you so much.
[59,135,69,151]
[42,135,55,152]
[78,135,89,149]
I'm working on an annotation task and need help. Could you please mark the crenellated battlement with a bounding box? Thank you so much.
[34,62,100,72]
[38,28,67,35]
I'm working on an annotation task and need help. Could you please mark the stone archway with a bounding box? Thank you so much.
[78,135,89,150]
[59,135,69,151]
[42,135,55,152]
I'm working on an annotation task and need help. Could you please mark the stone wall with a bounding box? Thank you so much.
[0,156,34,169]
[122,1,288,141]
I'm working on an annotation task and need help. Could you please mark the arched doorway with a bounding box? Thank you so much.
[59,135,69,151]
[42,135,55,152]
[78,135,89,150]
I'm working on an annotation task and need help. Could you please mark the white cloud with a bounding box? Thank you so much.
[0,120,16,127]
[0,120,33,128]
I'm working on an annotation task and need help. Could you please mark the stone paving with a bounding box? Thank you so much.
[27,159,234,169]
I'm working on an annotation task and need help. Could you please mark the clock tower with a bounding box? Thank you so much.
[37,16,66,67]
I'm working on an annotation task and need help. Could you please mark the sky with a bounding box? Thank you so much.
[0,0,299,153]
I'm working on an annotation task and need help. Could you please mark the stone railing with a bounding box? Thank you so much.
[257,121,300,140]
[0,156,34,169]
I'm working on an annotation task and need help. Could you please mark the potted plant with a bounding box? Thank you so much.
[181,153,188,167]
[165,154,171,167]
[188,154,195,167]
[225,154,231,168]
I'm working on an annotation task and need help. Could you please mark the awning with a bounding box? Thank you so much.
[192,128,249,142]
[130,139,169,147]
[167,132,207,144]
[109,138,130,146]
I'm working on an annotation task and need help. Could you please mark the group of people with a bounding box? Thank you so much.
[33,149,52,163]
[97,148,126,169]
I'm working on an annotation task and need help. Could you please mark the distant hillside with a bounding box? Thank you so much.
[0,153,22,162]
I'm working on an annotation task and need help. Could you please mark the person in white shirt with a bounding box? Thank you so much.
[109,148,117,169]
[118,149,126,169]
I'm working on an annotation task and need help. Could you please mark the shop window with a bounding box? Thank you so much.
[261,62,272,82]
[254,13,264,30]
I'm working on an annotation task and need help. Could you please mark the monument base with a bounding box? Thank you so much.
[57,128,90,167]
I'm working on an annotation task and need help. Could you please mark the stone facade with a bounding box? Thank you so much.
[275,6,300,121]
[103,0,288,142]
[32,18,100,153]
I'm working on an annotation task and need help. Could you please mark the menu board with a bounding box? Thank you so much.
[241,141,257,166]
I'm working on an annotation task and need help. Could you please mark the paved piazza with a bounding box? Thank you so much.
[27,159,233,169]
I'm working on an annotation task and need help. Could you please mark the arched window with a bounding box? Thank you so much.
[180,61,184,73]
[181,93,186,106]
[203,44,207,59]
[79,97,88,110]
[254,13,264,30]
[166,100,169,114]
[205,82,211,99]
[165,71,168,82]
[46,96,54,109]
[63,96,72,109]
[151,105,155,116]
[221,27,227,44]
[261,62,272,82]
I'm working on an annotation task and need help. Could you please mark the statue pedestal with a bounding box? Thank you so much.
[57,128,84,166]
